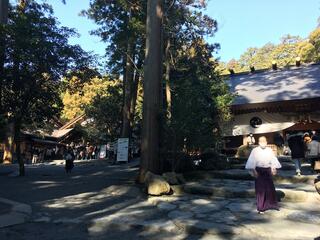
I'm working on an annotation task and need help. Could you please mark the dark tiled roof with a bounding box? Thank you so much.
[229,64,320,105]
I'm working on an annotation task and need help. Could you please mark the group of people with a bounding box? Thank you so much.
[287,131,320,176]
[245,131,320,176]
[245,131,320,214]
[26,146,64,164]
[68,143,99,161]
[63,142,99,173]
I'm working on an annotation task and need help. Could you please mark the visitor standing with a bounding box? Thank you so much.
[87,144,94,160]
[288,132,305,176]
[306,136,320,173]
[246,133,256,145]
[245,136,282,214]
[64,146,75,173]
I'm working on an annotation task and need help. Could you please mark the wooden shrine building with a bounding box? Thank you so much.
[224,62,320,150]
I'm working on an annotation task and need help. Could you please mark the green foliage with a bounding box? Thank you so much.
[85,81,123,141]
[168,40,233,152]
[83,0,146,74]
[297,41,317,62]
[62,76,114,120]
[61,72,123,142]
[2,1,89,128]
[220,29,320,73]
[160,1,231,153]
[270,35,302,66]
[238,44,275,71]
[308,28,320,61]
[83,0,233,155]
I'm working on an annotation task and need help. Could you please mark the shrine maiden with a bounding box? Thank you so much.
[245,136,282,213]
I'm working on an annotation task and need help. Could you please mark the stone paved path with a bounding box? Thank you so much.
[147,193,320,239]
[0,161,319,239]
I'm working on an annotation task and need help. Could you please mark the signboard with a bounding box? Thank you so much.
[99,145,107,159]
[116,138,129,162]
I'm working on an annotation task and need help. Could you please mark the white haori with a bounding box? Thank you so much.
[245,146,282,170]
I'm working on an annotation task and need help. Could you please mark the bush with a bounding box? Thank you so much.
[198,149,230,170]
[235,144,255,158]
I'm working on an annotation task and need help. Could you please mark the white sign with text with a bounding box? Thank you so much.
[116,138,129,162]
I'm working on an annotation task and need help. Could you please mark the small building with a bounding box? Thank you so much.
[1,114,86,163]
[224,63,320,152]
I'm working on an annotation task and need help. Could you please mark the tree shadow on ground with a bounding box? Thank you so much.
[0,163,319,239]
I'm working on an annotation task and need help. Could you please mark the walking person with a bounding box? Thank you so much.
[32,148,39,164]
[245,136,282,214]
[64,146,75,174]
[87,144,94,160]
[288,132,305,176]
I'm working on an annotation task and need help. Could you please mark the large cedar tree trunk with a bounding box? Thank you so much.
[121,40,135,138]
[130,56,143,127]
[139,0,163,180]
[14,121,24,176]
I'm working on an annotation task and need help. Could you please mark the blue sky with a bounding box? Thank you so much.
[47,0,319,62]
[206,0,320,61]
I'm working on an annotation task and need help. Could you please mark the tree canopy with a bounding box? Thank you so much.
[0,1,91,174]
[220,29,320,74]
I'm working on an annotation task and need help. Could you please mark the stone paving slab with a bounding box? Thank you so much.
[86,194,320,239]
[0,212,28,228]
[0,197,32,228]
[0,203,11,215]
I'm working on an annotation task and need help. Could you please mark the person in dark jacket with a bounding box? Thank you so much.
[274,132,284,156]
[288,132,305,176]
[64,146,75,174]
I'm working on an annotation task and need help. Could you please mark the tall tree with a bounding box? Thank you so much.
[0,0,9,163]
[2,1,89,175]
[85,0,227,176]
[307,28,320,62]
[84,0,146,139]
[169,40,232,153]
[140,0,163,176]
[221,31,320,73]
[85,81,123,142]
[62,77,113,120]
[0,0,9,115]
[270,35,302,66]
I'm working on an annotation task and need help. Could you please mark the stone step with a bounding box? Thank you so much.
[184,170,316,185]
[183,182,310,202]
[230,162,297,171]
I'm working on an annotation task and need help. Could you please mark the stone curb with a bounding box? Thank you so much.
[0,197,32,228]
